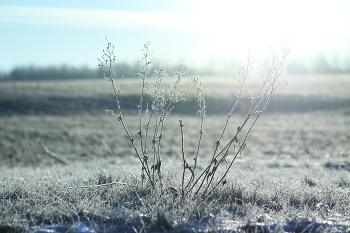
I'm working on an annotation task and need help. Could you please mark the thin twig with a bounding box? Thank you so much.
[38,139,69,165]
[179,119,186,196]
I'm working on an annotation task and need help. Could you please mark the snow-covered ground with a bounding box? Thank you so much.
[1,153,349,233]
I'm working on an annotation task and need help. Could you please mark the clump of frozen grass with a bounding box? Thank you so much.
[98,37,292,197]
[1,163,349,232]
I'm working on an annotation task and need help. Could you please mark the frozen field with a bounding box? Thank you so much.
[0,74,350,232]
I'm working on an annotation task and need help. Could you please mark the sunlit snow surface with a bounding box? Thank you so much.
[1,156,349,233]
[30,217,350,233]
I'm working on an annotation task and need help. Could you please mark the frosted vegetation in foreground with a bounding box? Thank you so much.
[0,156,349,232]
[98,38,292,197]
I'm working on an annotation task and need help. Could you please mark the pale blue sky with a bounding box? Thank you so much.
[1,0,350,73]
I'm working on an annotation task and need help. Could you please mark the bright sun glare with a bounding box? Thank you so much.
[188,0,349,57]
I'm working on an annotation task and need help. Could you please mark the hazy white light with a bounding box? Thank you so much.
[1,2,349,59]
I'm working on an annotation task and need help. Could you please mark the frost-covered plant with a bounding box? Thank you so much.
[98,37,292,197]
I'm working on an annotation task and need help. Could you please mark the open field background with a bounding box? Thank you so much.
[1,74,350,232]
[1,74,350,167]
[1,75,350,117]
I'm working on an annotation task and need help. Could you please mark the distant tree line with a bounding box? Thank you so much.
[286,52,350,74]
[6,65,100,81]
[1,53,350,81]
[1,63,203,81]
